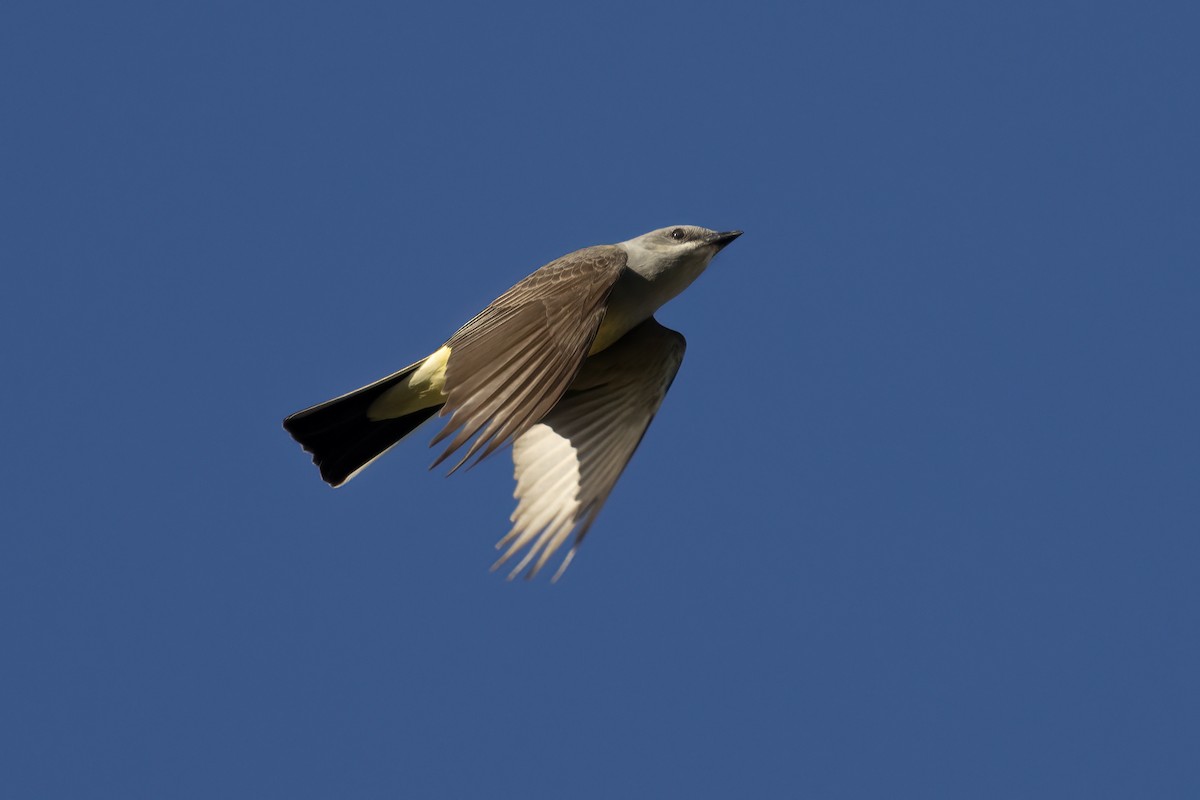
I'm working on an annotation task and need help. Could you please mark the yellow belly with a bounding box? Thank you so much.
[588,309,637,355]
[367,310,636,422]
[366,345,451,420]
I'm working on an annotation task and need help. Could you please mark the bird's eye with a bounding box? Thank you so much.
[670,228,686,241]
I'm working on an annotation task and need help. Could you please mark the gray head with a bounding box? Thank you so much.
[617,225,742,281]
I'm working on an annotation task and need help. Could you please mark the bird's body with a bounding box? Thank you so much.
[284,225,741,579]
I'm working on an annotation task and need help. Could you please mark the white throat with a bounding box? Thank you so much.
[588,240,715,354]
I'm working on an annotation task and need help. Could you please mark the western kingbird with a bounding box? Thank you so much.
[283,225,742,579]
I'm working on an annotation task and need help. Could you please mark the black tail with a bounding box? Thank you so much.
[283,364,442,487]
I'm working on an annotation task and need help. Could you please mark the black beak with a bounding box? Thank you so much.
[709,230,743,250]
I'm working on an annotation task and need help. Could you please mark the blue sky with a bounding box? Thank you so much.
[3,1,1198,797]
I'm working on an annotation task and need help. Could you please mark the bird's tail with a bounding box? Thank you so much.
[283,361,442,487]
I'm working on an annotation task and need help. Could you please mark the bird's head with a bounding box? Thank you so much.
[619,225,742,280]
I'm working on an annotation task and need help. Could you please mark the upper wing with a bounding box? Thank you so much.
[494,318,687,580]
[430,245,627,470]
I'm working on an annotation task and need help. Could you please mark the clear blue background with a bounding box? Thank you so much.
[3,2,1197,797]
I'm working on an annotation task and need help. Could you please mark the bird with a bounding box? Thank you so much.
[283,225,742,580]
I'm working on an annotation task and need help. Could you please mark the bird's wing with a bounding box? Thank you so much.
[494,318,687,580]
[431,245,627,469]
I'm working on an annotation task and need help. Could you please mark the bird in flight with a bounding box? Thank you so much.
[284,225,742,580]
